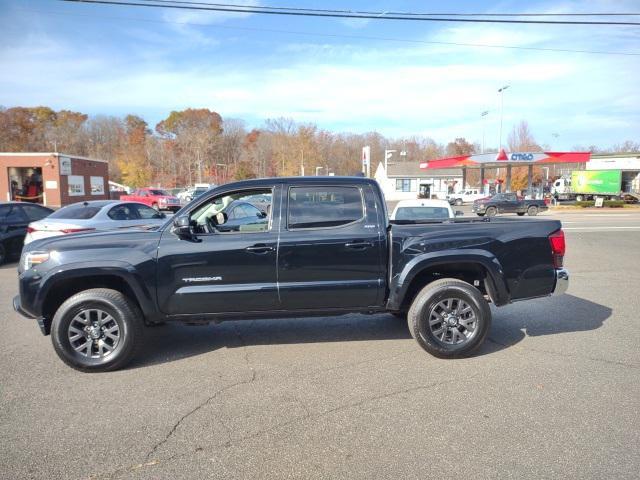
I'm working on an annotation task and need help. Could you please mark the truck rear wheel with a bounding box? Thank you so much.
[407,279,491,358]
[527,206,538,216]
[50,288,144,373]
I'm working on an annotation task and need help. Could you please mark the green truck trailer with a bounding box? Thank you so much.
[552,170,624,201]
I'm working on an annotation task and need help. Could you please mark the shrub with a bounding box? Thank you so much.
[573,200,625,208]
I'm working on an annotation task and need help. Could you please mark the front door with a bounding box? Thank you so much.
[278,184,385,310]
[156,186,280,315]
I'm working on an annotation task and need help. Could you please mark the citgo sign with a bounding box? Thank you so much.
[510,153,534,161]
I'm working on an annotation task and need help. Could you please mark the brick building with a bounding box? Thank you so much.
[0,152,110,208]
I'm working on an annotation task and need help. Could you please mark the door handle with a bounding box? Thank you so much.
[345,241,374,249]
[246,244,274,254]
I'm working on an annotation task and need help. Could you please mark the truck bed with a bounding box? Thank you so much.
[388,217,562,306]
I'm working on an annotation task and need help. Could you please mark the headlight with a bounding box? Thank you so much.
[159,198,168,204]
[22,251,51,270]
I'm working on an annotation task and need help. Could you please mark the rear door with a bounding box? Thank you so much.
[278,183,385,310]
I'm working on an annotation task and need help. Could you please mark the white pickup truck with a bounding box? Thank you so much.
[446,189,485,206]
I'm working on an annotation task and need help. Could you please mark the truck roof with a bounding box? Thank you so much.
[215,176,379,190]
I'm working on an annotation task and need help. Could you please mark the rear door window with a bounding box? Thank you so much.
[288,186,363,229]
[107,204,138,220]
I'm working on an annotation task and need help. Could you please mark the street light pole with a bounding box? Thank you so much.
[498,85,510,150]
[384,149,396,172]
[481,110,489,153]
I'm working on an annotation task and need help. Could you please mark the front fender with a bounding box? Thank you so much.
[34,260,158,320]
[388,249,510,310]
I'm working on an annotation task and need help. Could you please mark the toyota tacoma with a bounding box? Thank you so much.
[14,177,568,372]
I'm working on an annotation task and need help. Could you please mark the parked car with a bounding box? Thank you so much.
[14,177,568,372]
[244,193,272,212]
[0,202,53,264]
[446,189,485,206]
[472,192,549,216]
[390,199,460,221]
[24,200,166,245]
[177,184,214,203]
[120,188,181,212]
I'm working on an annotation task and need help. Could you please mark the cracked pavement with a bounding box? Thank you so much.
[1,223,639,479]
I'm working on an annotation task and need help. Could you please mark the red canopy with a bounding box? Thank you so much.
[420,151,590,169]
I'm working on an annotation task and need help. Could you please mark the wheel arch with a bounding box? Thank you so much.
[388,250,510,311]
[37,264,158,334]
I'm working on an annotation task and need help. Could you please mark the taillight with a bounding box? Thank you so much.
[60,228,95,234]
[549,229,565,268]
[26,226,37,234]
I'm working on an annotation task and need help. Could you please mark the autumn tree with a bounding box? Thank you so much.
[156,108,223,185]
[445,137,476,157]
[508,120,541,151]
[118,115,151,187]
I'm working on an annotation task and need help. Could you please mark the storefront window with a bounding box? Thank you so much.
[90,176,105,195]
[68,175,85,196]
[395,179,417,192]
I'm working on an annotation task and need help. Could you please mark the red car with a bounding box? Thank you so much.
[120,188,181,212]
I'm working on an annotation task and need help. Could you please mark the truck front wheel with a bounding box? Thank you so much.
[50,288,144,373]
[407,279,491,358]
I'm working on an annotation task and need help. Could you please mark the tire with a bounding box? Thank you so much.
[455,198,463,206]
[527,206,538,216]
[152,202,159,211]
[50,288,144,372]
[485,206,497,217]
[575,195,584,202]
[407,278,491,358]
[0,243,6,265]
[517,212,525,216]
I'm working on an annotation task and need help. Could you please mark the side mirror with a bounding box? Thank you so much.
[213,211,227,226]
[157,212,166,219]
[455,211,464,216]
[173,215,192,238]
[257,211,267,219]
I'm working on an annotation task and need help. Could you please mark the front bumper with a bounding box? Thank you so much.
[552,268,569,296]
[13,295,49,335]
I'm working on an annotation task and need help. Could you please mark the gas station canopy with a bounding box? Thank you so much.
[419,150,591,170]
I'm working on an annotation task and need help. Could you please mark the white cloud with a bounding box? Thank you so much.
[1,0,638,148]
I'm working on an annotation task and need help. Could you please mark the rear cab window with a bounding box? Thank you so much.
[288,186,364,229]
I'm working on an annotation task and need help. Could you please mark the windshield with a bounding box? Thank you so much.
[149,189,169,196]
[395,207,450,220]
[48,204,102,220]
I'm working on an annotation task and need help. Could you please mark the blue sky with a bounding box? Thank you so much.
[1,0,639,149]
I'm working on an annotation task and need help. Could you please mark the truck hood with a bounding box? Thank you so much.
[23,227,163,255]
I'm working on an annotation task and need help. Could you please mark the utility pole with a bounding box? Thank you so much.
[498,85,510,150]
[481,110,489,153]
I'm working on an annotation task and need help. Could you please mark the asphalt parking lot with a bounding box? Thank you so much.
[1,209,639,479]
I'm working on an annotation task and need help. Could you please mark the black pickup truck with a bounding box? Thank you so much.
[473,192,549,217]
[14,177,568,372]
